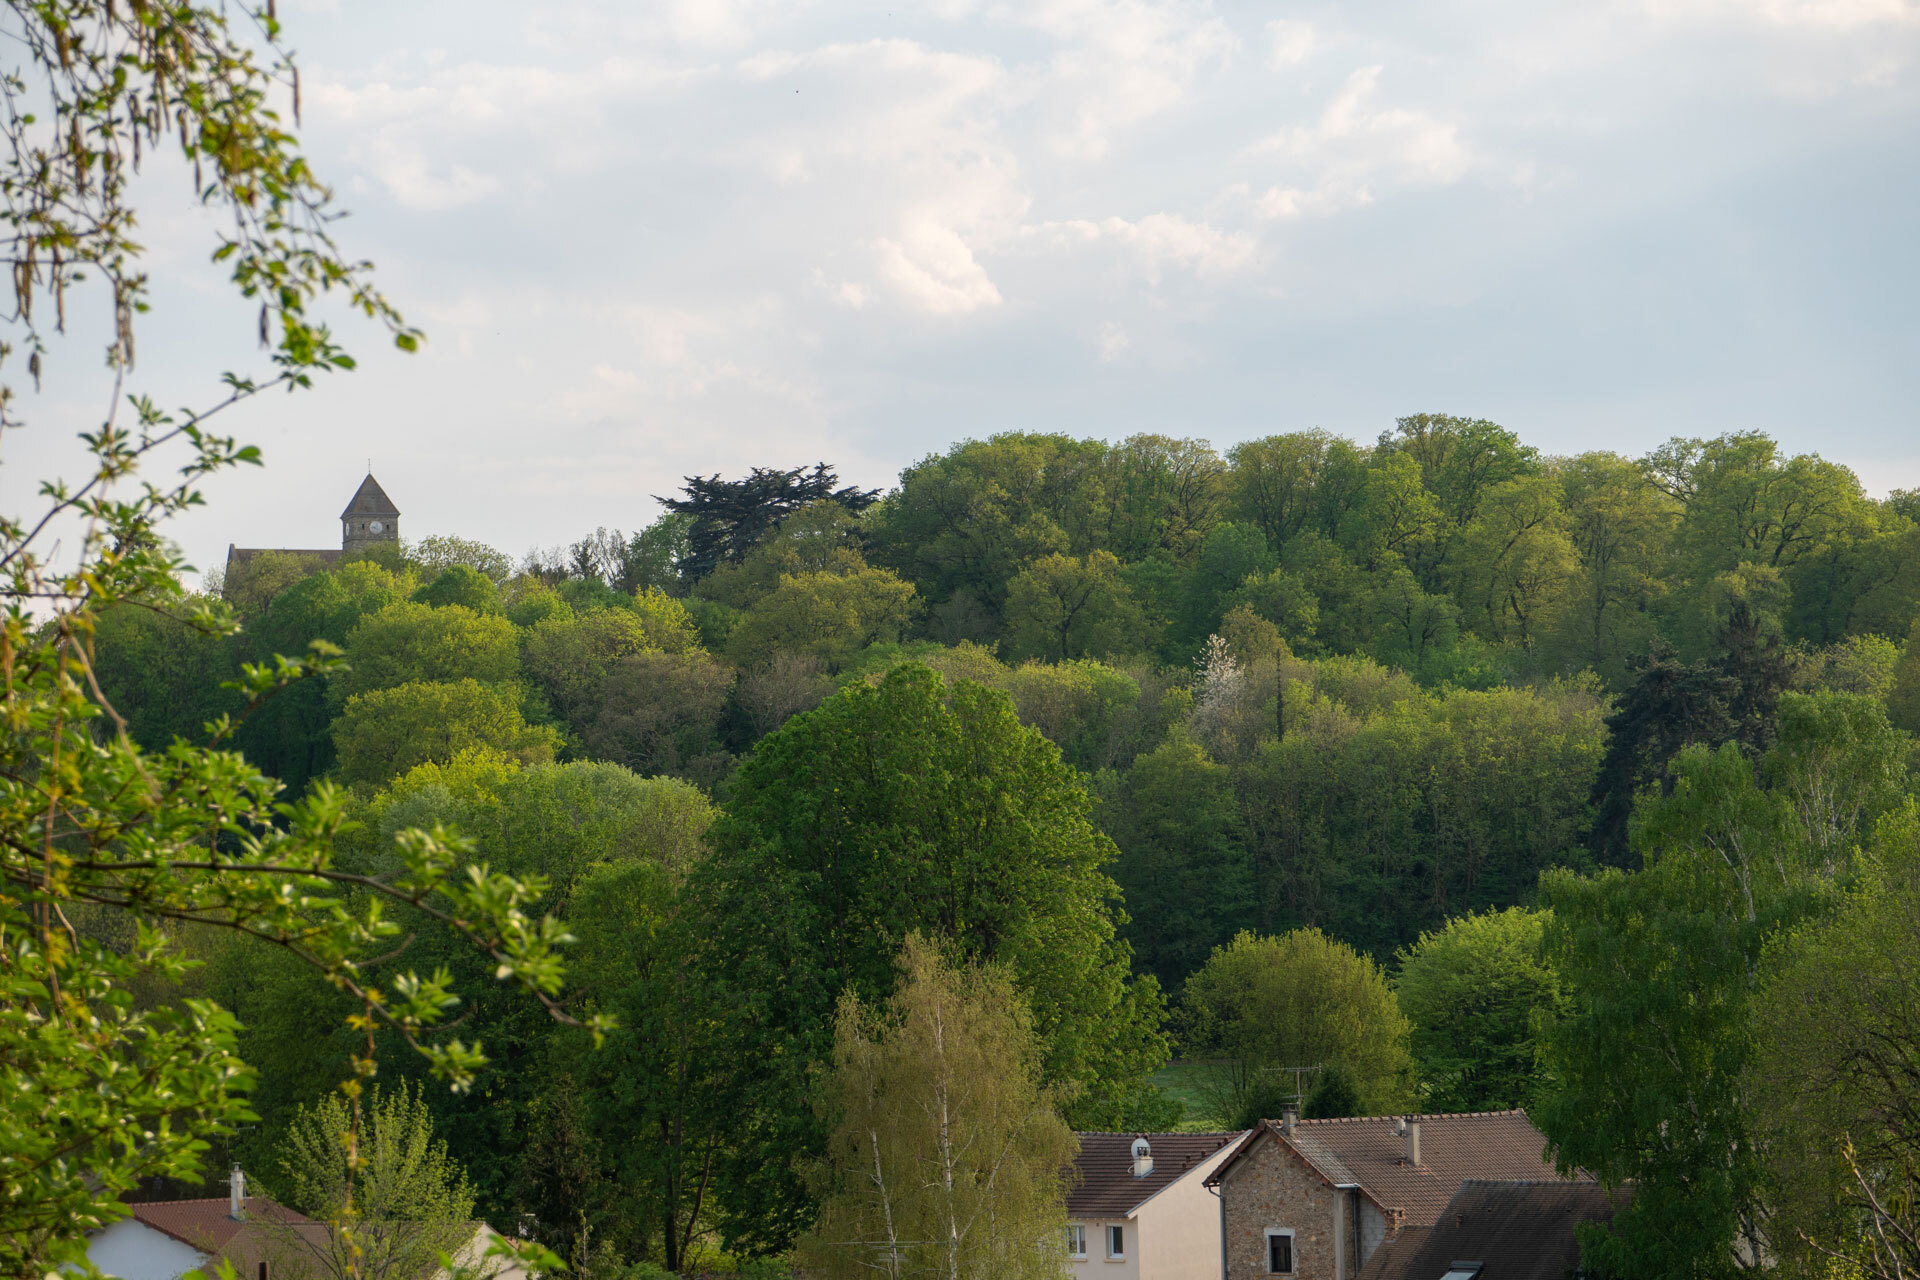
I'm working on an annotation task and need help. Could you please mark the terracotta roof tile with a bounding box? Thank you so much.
[1357,1180,1626,1280]
[129,1198,315,1254]
[1066,1131,1245,1218]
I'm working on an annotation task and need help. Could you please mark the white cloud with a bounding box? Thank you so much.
[1026,212,1259,282]
[1266,19,1319,68]
[1642,0,1920,29]
[1246,66,1470,217]
[1098,320,1131,361]
[1011,0,1238,158]
[873,225,1005,313]
[361,138,501,211]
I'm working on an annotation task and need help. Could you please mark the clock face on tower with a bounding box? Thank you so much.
[369,520,385,534]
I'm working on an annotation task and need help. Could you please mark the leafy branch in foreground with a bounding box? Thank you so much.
[0,4,582,1278]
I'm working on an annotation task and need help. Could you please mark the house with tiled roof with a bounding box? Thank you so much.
[85,1170,327,1280]
[1067,1131,1247,1280]
[1355,1180,1626,1280]
[1203,1110,1575,1280]
[87,1167,529,1280]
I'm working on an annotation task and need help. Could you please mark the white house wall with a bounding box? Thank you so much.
[1070,1140,1241,1280]
[1068,1218,1141,1280]
[87,1219,208,1280]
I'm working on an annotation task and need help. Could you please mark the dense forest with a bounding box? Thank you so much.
[92,417,1920,1278]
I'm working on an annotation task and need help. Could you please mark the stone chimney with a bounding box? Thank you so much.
[1130,1136,1154,1178]
[1281,1107,1297,1137]
[229,1164,246,1220]
[1405,1120,1422,1167]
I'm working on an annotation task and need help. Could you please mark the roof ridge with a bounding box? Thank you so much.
[1073,1130,1245,1137]
[1288,1109,1528,1125]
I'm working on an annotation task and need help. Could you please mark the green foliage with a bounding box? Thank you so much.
[272,1082,477,1280]
[1235,677,1604,955]
[224,551,335,619]
[578,650,735,777]
[332,603,521,707]
[726,566,918,668]
[1795,633,1901,700]
[333,679,561,786]
[1394,908,1561,1112]
[1889,618,1920,733]
[0,2,597,1273]
[690,664,1168,1252]
[798,936,1076,1280]
[409,535,515,585]
[1003,551,1143,662]
[1002,659,1142,771]
[1749,803,1920,1280]
[628,587,703,651]
[1537,698,1910,1280]
[413,565,503,613]
[664,464,879,582]
[1101,733,1252,987]
[88,599,242,749]
[522,607,681,728]
[505,581,574,628]
[1181,929,1413,1123]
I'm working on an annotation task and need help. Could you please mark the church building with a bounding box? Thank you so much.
[224,473,401,582]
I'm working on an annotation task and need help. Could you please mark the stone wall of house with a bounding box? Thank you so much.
[1220,1135,1347,1280]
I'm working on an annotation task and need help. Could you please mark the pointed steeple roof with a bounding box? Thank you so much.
[341,473,400,519]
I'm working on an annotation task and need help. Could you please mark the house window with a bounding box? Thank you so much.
[1107,1224,1125,1259]
[1265,1228,1295,1274]
[1067,1225,1087,1259]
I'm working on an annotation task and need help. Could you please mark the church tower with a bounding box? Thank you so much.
[341,473,400,553]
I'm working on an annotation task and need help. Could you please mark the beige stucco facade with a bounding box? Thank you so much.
[1068,1141,1239,1280]
[1215,1134,1394,1280]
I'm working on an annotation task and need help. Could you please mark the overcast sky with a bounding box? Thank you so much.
[10,0,1920,580]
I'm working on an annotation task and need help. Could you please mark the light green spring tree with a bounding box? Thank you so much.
[799,935,1077,1280]
[272,1082,478,1280]
[1181,928,1413,1126]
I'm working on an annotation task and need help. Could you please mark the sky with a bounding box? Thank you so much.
[8,0,1920,581]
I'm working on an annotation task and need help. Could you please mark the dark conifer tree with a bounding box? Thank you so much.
[660,464,879,582]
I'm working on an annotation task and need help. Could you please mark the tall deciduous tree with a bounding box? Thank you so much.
[1226,431,1336,551]
[1002,551,1143,662]
[1555,452,1676,681]
[799,936,1076,1280]
[1539,697,1908,1280]
[1102,733,1254,987]
[1181,929,1413,1125]
[1394,908,1561,1112]
[1748,803,1920,1280]
[689,664,1168,1253]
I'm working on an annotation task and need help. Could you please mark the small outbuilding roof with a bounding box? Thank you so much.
[1067,1131,1245,1219]
[1356,1179,1625,1280]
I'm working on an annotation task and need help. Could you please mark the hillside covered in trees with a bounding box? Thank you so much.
[91,416,1920,1277]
